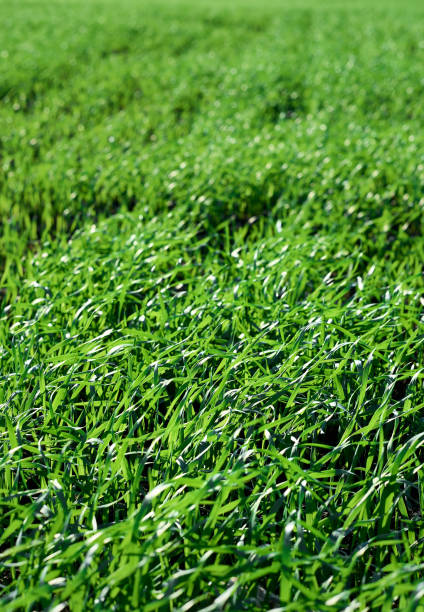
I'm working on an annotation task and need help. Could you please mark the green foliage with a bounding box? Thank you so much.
[1,0,424,609]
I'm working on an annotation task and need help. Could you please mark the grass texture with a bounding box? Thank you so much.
[1,0,424,609]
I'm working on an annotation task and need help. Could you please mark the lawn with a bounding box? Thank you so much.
[1,0,424,609]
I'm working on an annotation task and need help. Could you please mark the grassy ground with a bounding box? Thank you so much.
[1,0,424,609]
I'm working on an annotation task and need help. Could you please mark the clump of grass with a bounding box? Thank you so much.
[1,0,424,609]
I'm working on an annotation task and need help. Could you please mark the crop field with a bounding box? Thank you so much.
[1,0,424,609]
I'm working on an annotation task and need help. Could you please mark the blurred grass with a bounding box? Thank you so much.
[1,0,424,281]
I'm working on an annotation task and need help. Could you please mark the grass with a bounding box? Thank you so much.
[1,0,424,609]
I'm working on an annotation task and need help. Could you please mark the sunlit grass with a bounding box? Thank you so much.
[1,0,424,609]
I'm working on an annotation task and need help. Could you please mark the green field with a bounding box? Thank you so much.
[1,0,424,609]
